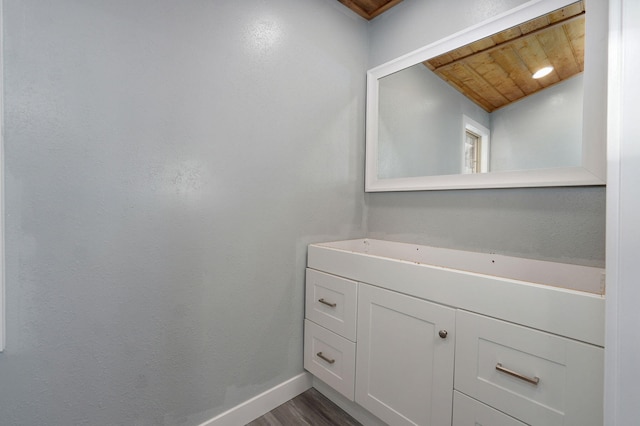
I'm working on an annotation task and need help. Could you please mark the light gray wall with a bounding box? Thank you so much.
[368,0,533,67]
[377,63,583,177]
[0,0,367,425]
[365,0,605,267]
[491,74,583,172]
[378,63,489,178]
[0,0,609,424]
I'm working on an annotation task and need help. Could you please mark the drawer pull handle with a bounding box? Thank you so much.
[496,363,540,385]
[316,352,336,364]
[318,298,337,308]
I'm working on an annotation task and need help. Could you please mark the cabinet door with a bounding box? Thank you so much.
[355,283,455,426]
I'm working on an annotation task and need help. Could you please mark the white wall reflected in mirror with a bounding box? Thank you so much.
[378,65,583,179]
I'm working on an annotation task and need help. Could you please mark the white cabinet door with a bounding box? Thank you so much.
[355,283,455,426]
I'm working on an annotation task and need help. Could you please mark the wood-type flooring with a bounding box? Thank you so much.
[246,387,362,426]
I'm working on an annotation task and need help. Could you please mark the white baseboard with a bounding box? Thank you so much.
[198,372,313,426]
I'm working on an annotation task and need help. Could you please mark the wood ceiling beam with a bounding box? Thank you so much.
[428,13,584,72]
[338,0,404,20]
[368,0,403,19]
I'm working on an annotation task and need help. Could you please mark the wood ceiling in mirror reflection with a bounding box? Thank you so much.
[338,0,403,20]
[424,1,585,112]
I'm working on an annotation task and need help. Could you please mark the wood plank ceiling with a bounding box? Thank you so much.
[338,0,586,113]
[424,1,585,112]
[338,0,403,20]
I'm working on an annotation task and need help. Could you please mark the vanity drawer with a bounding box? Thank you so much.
[305,268,357,341]
[453,391,527,426]
[304,319,356,400]
[455,310,604,426]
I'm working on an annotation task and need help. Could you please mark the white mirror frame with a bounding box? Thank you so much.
[365,0,607,192]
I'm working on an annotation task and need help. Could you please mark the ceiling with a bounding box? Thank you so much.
[338,0,403,20]
[338,0,585,113]
[424,1,585,112]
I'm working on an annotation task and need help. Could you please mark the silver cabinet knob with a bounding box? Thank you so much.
[438,330,448,339]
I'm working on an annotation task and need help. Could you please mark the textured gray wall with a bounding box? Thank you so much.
[378,63,489,178]
[0,0,608,425]
[491,75,583,171]
[365,0,606,267]
[0,0,367,425]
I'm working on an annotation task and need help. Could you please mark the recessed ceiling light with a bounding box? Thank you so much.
[532,66,554,79]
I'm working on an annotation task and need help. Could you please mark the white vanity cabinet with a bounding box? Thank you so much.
[304,239,605,426]
[303,269,358,400]
[355,283,455,426]
[454,310,604,426]
[304,266,456,424]
[452,391,527,426]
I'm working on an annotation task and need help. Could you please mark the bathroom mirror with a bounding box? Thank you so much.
[365,0,607,191]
